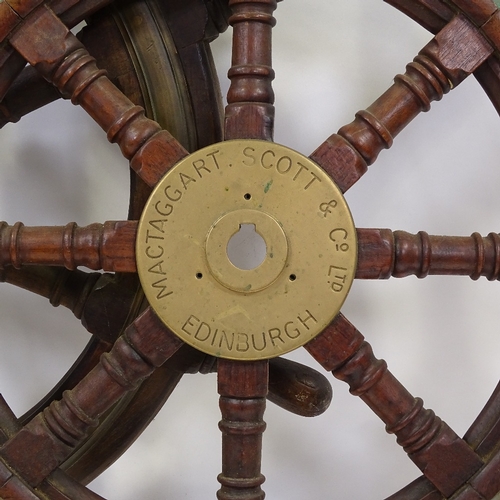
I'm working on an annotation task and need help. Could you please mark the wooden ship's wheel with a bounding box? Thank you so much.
[1,0,500,498]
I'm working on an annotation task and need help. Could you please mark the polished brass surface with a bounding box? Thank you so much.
[137,140,357,360]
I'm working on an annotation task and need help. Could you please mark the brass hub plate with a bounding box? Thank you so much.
[136,140,357,360]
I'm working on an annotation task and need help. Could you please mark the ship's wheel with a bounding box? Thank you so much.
[1,0,500,499]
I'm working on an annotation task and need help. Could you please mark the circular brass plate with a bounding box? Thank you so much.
[136,140,357,360]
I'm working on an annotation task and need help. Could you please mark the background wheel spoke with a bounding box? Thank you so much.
[0,265,100,318]
[356,229,500,280]
[0,220,137,272]
[0,65,60,128]
[0,307,183,487]
[305,314,483,497]
[310,14,493,193]
[0,49,27,106]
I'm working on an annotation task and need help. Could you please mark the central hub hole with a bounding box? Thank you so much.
[227,224,267,270]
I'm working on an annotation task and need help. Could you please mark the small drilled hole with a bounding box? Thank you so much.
[289,274,297,282]
[244,193,252,200]
[196,272,203,279]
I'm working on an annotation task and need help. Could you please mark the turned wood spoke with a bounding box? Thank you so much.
[0,220,137,272]
[0,49,26,104]
[0,307,183,487]
[0,0,120,109]
[310,14,493,193]
[305,314,483,498]
[356,229,500,280]
[0,265,100,317]
[0,64,60,128]
[217,360,268,500]
[225,0,277,141]
[8,6,188,187]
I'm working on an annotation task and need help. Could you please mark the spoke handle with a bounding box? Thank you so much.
[225,0,277,140]
[306,315,483,497]
[0,308,183,487]
[0,220,137,272]
[356,229,500,280]
[217,360,268,500]
[9,6,187,186]
[311,15,493,193]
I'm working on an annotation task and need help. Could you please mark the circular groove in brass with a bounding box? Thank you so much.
[137,140,357,360]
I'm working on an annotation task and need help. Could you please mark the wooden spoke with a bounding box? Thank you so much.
[1,395,108,500]
[225,0,277,141]
[310,15,493,193]
[267,356,332,417]
[356,229,500,280]
[305,314,483,498]
[0,64,60,128]
[0,220,137,272]
[52,0,115,27]
[217,359,268,500]
[0,49,26,104]
[8,6,188,187]
[0,307,183,487]
[0,265,100,317]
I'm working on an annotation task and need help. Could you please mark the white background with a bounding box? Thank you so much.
[1,0,500,498]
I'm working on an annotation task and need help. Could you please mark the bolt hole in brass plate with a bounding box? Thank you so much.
[136,140,357,360]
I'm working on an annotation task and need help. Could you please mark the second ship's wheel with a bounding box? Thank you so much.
[2,0,500,499]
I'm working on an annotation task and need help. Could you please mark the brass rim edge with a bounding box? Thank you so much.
[112,0,198,152]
